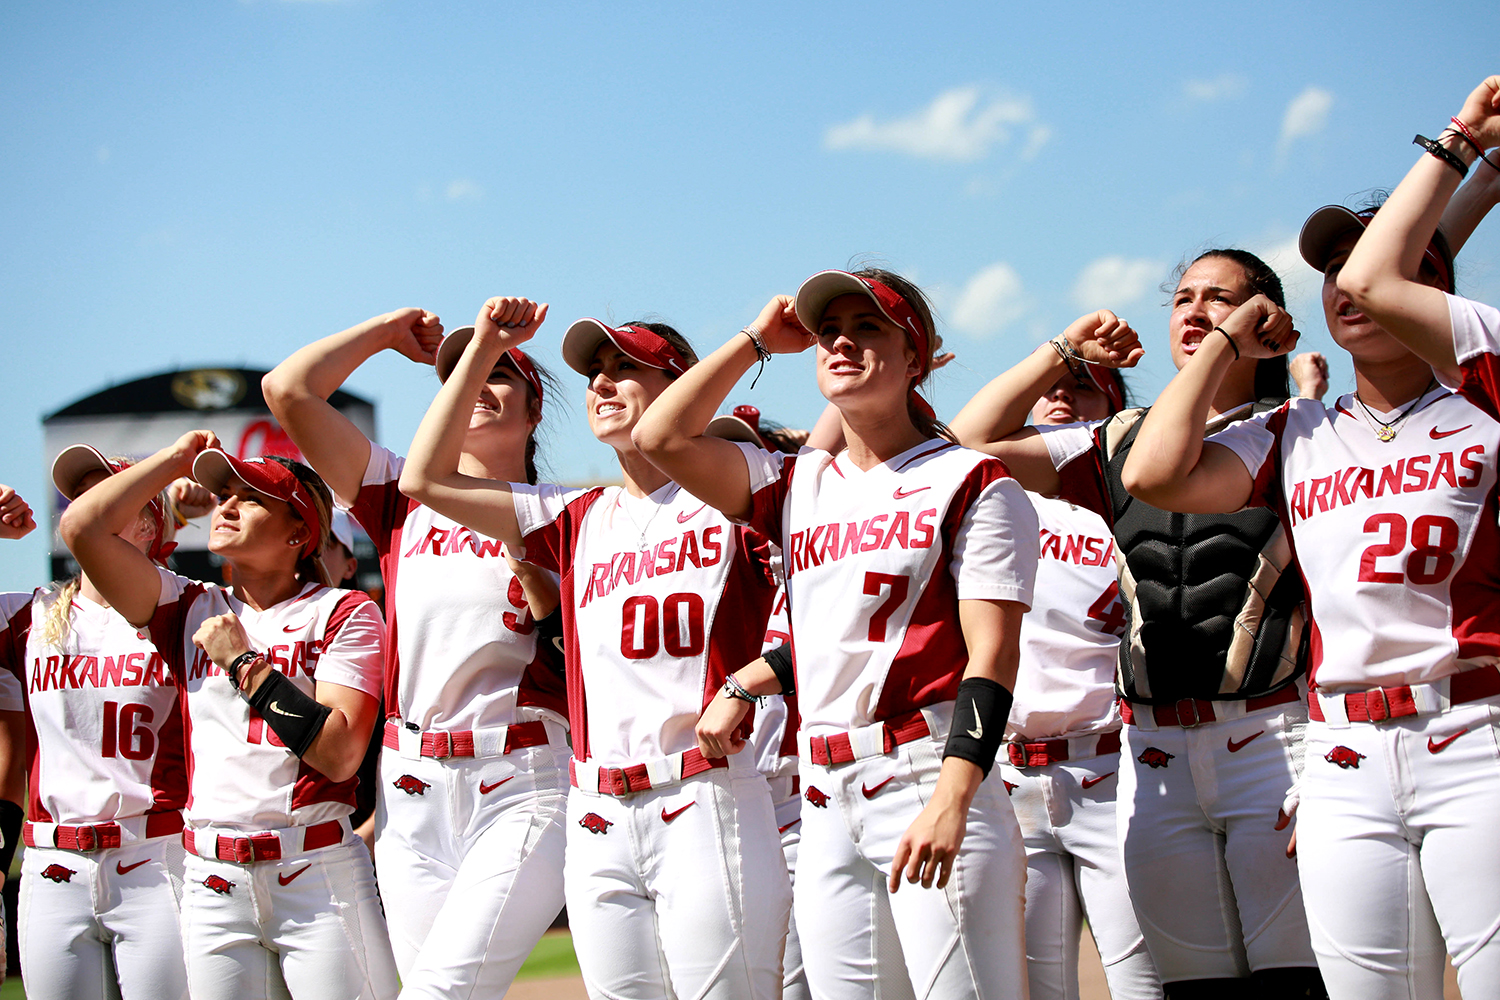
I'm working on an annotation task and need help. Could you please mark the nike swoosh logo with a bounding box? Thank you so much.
[1428,729,1467,754]
[1430,425,1471,440]
[892,486,929,499]
[676,505,706,524]
[1081,772,1114,789]
[278,865,311,886]
[967,699,983,740]
[480,776,514,794]
[115,859,151,875]
[1227,731,1265,753]
[778,820,800,834]
[661,802,695,823]
[267,702,302,719]
[282,621,311,633]
[861,776,895,799]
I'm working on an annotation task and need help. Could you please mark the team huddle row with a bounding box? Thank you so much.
[0,77,1497,1000]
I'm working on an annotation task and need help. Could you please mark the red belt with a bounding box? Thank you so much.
[569,748,727,797]
[24,811,184,852]
[1007,729,1122,768]
[806,710,932,767]
[1309,667,1500,723]
[382,720,550,759]
[1119,685,1302,729]
[182,819,344,864]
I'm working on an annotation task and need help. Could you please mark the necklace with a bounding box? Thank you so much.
[617,487,671,552]
[1354,378,1436,442]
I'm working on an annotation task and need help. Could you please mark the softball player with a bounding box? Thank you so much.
[263,307,569,998]
[953,352,1161,1000]
[953,257,1325,999]
[399,298,791,1000]
[0,459,189,1000]
[60,431,399,1000]
[1127,75,1500,999]
[634,268,1039,1000]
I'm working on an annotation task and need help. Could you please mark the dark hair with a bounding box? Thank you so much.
[505,349,561,485]
[1173,249,1291,403]
[848,267,956,442]
[265,456,334,585]
[622,321,700,372]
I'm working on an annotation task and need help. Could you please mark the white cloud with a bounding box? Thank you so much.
[825,86,1043,163]
[1278,86,1333,158]
[445,179,483,201]
[1071,256,1166,311]
[1184,74,1248,103]
[951,263,1031,338]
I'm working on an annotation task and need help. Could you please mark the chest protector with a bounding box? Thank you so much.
[1100,405,1307,704]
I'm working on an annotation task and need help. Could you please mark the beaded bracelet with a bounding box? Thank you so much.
[743,326,771,389]
[1447,118,1499,174]
[722,672,765,708]
[1414,134,1469,179]
[1049,336,1085,380]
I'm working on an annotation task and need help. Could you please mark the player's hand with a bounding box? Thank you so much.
[168,477,217,521]
[474,297,547,351]
[1455,75,1500,150]
[168,430,221,474]
[1274,781,1300,858]
[1216,295,1299,360]
[751,295,818,355]
[1289,352,1330,400]
[192,612,254,672]
[1061,310,1146,369]
[0,486,37,540]
[695,691,751,759]
[375,308,444,366]
[890,779,969,892]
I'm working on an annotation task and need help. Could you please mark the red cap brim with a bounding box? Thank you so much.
[193,449,322,556]
[561,319,690,378]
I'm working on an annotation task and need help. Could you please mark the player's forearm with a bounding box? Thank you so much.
[61,444,186,547]
[950,342,1069,447]
[1438,157,1500,255]
[633,333,758,463]
[301,706,374,783]
[263,318,395,412]
[1123,337,1235,502]
[730,656,783,697]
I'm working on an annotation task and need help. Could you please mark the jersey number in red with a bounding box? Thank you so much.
[1357,513,1459,585]
[864,573,910,642]
[1087,580,1127,636]
[503,576,536,635]
[621,593,706,659]
[101,701,156,761]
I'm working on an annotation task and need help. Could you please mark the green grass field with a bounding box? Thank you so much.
[0,930,580,997]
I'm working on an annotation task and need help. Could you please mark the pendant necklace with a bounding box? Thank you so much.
[1354,378,1436,443]
[618,489,667,552]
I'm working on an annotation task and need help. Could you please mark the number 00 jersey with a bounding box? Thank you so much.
[511,482,775,766]
[0,589,187,826]
[147,569,385,830]
[739,439,1038,735]
[1208,294,1500,693]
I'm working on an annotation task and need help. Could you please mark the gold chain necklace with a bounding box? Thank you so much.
[1354,378,1436,443]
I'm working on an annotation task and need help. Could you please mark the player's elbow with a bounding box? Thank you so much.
[260,370,296,420]
[1119,451,1167,502]
[397,465,436,503]
[58,503,93,552]
[1334,258,1391,315]
[630,417,672,462]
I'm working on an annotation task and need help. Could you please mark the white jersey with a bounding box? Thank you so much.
[0,589,187,825]
[512,481,775,765]
[1008,494,1123,741]
[750,578,798,781]
[1209,293,1500,693]
[147,569,384,830]
[345,445,566,731]
[740,438,1038,734]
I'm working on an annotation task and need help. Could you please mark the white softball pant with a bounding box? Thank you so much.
[796,733,1029,1000]
[1117,704,1316,983]
[374,738,568,999]
[18,834,188,1000]
[768,773,809,1000]
[1000,750,1161,1000]
[180,828,399,1000]
[1297,695,1500,999]
[564,756,791,1000]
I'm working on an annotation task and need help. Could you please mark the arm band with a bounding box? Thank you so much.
[763,643,795,696]
[0,800,21,874]
[535,607,567,682]
[942,676,1013,777]
[246,670,333,759]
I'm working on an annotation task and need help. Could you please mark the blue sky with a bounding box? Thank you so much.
[3,2,1498,589]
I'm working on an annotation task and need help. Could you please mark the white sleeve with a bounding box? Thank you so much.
[950,477,1038,609]
[1206,410,1278,481]
[510,482,594,539]
[1449,293,1500,364]
[345,443,405,508]
[313,600,385,698]
[1036,420,1103,471]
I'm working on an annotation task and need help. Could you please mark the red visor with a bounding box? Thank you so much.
[192,449,323,557]
[561,318,691,378]
[50,444,175,565]
[794,270,934,380]
[435,326,544,409]
[1299,205,1454,294]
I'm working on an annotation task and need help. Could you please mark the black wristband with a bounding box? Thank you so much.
[225,649,259,690]
[534,607,566,681]
[1414,133,1469,179]
[943,677,1012,777]
[0,799,21,874]
[247,670,333,759]
[763,643,795,696]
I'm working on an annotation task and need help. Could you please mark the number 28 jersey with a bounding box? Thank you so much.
[739,439,1038,735]
[1208,294,1500,693]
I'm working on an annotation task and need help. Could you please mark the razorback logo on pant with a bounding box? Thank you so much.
[202,875,235,895]
[804,786,829,808]
[579,813,613,834]
[1137,747,1175,768]
[1002,780,1018,795]
[1325,746,1366,769]
[40,864,75,883]
[392,775,430,796]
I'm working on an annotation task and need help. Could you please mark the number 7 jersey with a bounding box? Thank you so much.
[1208,293,1500,693]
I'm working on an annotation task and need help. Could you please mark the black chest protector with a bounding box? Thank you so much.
[1099,405,1307,704]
